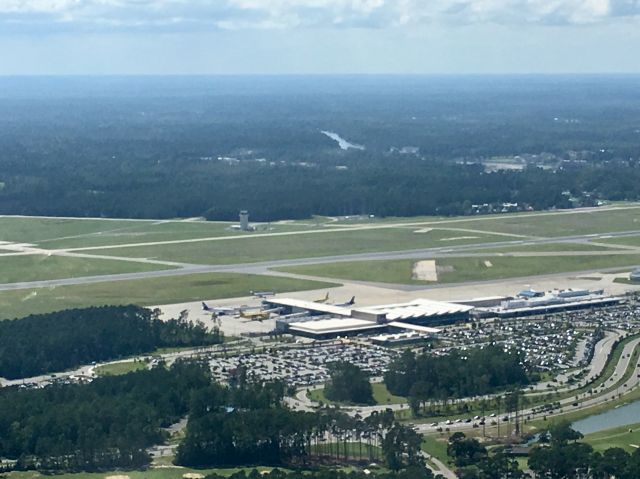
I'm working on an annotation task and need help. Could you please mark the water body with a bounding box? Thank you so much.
[321,131,365,151]
[573,400,640,435]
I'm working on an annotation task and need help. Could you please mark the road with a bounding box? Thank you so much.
[529,329,622,393]
[288,334,640,429]
[411,335,640,437]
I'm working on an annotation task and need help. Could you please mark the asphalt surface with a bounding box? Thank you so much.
[3,229,640,292]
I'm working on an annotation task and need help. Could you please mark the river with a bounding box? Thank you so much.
[321,131,365,151]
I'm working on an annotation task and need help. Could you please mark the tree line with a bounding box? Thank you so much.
[447,421,640,478]
[204,467,436,479]
[0,305,222,379]
[2,153,637,221]
[384,346,529,413]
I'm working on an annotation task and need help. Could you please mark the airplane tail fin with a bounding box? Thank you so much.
[349,296,355,305]
[202,302,210,311]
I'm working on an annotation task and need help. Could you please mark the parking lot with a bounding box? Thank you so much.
[209,342,397,388]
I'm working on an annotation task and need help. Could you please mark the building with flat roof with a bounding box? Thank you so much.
[287,318,386,339]
[476,289,623,318]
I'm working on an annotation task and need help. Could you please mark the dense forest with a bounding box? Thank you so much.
[0,305,222,379]
[384,346,529,408]
[0,361,210,471]
[1,76,640,220]
[176,379,422,471]
[0,360,424,473]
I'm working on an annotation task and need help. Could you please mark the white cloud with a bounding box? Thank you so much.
[0,0,637,33]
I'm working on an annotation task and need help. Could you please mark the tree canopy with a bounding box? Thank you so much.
[324,362,375,405]
[384,346,529,406]
[0,361,211,471]
[0,305,222,379]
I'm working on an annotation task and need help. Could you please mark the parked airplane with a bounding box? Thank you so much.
[334,296,356,307]
[314,292,330,303]
[251,290,275,298]
[201,302,235,315]
[238,307,281,321]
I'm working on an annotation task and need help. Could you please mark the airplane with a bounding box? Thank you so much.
[250,290,275,298]
[314,292,330,303]
[201,302,235,315]
[238,307,281,321]
[334,296,356,307]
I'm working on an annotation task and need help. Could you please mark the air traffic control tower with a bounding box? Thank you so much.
[239,210,250,231]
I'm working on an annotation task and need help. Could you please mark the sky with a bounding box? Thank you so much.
[0,0,639,75]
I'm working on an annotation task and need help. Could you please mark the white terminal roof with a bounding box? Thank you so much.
[388,322,441,334]
[288,318,384,335]
[356,298,473,321]
[267,298,352,316]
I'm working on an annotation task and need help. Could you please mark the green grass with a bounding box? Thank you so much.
[0,216,312,249]
[469,242,614,253]
[515,457,529,471]
[445,206,640,238]
[0,217,148,245]
[597,235,640,248]
[0,272,337,320]
[0,254,172,283]
[422,435,451,465]
[95,360,148,376]
[372,383,408,405]
[582,422,640,452]
[280,259,426,284]
[278,254,640,285]
[308,383,406,406]
[85,228,510,265]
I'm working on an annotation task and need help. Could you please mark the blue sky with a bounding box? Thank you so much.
[1,0,639,74]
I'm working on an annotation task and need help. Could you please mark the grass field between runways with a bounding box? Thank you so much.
[0,254,173,284]
[276,254,640,285]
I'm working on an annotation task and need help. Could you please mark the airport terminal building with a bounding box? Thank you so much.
[268,297,470,340]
